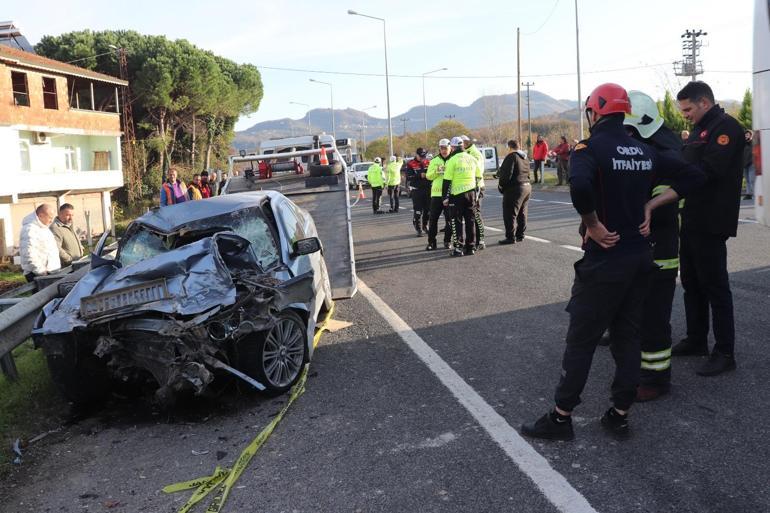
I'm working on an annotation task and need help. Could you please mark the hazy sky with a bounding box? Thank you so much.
[9,0,754,131]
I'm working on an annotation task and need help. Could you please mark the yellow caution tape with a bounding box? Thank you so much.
[163,304,335,513]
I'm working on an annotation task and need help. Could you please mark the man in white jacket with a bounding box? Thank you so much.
[20,204,61,282]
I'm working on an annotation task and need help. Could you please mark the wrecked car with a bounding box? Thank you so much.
[33,191,335,405]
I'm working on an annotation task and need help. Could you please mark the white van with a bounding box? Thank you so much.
[478,146,499,172]
[753,0,770,225]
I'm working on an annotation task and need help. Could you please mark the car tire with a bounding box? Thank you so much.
[308,161,343,177]
[43,336,112,406]
[234,310,308,395]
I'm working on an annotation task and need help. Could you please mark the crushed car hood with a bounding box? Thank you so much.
[36,234,244,335]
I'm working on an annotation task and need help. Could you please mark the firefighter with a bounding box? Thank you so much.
[623,90,683,401]
[405,148,431,235]
[385,156,401,213]
[443,137,480,256]
[426,139,453,250]
[521,83,705,441]
[672,81,745,376]
[462,135,486,249]
[367,157,385,214]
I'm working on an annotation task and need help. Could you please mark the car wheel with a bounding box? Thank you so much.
[43,336,112,406]
[234,310,308,395]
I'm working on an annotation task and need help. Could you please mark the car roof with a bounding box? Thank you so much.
[136,191,280,232]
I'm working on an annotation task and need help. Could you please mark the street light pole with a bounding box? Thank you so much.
[575,0,584,138]
[289,101,311,134]
[348,9,394,158]
[422,67,447,145]
[309,78,335,138]
[522,82,534,151]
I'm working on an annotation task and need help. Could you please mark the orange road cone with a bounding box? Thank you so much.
[358,183,366,199]
[319,146,329,165]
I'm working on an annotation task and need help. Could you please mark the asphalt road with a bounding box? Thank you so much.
[2,183,769,513]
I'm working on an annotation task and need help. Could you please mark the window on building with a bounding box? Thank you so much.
[64,146,78,171]
[19,141,31,171]
[42,77,58,109]
[11,71,29,107]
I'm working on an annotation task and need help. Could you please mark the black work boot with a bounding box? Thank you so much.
[425,242,437,251]
[671,338,709,357]
[498,238,515,245]
[450,247,464,257]
[696,351,736,377]
[521,410,574,441]
[600,407,630,439]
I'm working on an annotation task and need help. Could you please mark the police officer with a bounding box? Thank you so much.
[426,139,453,250]
[443,137,480,256]
[405,148,431,235]
[497,139,531,244]
[521,83,704,441]
[624,90,683,401]
[367,157,385,214]
[462,135,486,250]
[672,81,745,376]
[385,156,401,213]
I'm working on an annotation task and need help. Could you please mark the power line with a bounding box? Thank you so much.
[522,0,561,36]
[254,62,675,80]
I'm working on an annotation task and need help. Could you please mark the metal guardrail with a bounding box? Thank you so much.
[0,243,118,381]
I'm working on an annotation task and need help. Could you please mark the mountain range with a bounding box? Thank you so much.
[233,91,578,151]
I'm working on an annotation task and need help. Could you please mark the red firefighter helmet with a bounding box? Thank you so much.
[585,83,632,115]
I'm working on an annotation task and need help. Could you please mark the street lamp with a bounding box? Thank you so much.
[289,101,311,134]
[422,67,447,145]
[66,44,120,64]
[347,9,394,158]
[309,78,335,138]
[360,104,376,156]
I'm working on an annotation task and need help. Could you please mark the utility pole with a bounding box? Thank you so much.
[674,29,707,82]
[117,47,140,204]
[574,0,584,139]
[400,117,409,136]
[517,27,522,144]
[522,81,534,151]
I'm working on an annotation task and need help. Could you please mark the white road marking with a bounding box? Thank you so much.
[739,218,758,224]
[484,225,503,232]
[525,235,552,243]
[560,245,584,252]
[358,280,599,513]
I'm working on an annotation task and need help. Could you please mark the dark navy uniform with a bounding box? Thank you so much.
[555,116,704,413]
[405,157,431,234]
[679,105,745,356]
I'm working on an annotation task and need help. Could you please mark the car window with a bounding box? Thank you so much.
[276,200,305,247]
[118,209,280,270]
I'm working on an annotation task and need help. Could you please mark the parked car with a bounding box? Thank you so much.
[33,192,334,405]
[347,161,373,189]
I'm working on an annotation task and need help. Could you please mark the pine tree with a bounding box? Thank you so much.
[659,90,688,133]
[737,89,752,129]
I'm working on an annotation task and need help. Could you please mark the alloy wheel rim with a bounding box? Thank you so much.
[262,318,304,387]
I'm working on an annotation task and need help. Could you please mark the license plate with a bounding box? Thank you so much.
[80,278,170,319]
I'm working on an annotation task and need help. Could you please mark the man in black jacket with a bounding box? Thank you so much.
[521,83,705,441]
[672,81,745,377]
[497,140,531,244]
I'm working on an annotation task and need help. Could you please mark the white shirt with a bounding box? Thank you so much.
[19,212,61,275]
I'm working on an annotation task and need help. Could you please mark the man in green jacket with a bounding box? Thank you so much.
[426,139,452,250]
[386,156,402,213]
[50,203,84,266]
[367,158,385,214]
[462,135,486,249]
[443,137,480,256]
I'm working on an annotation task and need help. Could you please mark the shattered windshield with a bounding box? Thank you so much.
[118,209,280,269]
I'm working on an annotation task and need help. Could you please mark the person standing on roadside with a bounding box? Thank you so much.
[188,174,203,200]
[209,171,219,196]
[624,90,684,401]
[20,204,61,282]
[426,139,453,250]
[385,156,401,213]
[461,135,486,250]
[672,81,745,377]
[199,171,213,199]
[743,130,755,200]
[160,167,187,206]
[532,135,549,184]
[368,157,385,214]
[443,137,479,256]
[497,140,531,245]
[50,203,84,267]
[552,136,571,185]
[521,83,704,441]
[405,148,431,235]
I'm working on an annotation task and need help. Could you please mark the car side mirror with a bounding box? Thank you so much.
[291,237,322,257]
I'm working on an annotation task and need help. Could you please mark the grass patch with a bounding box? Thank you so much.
[0,341,65,466]
[0,271,24,283]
